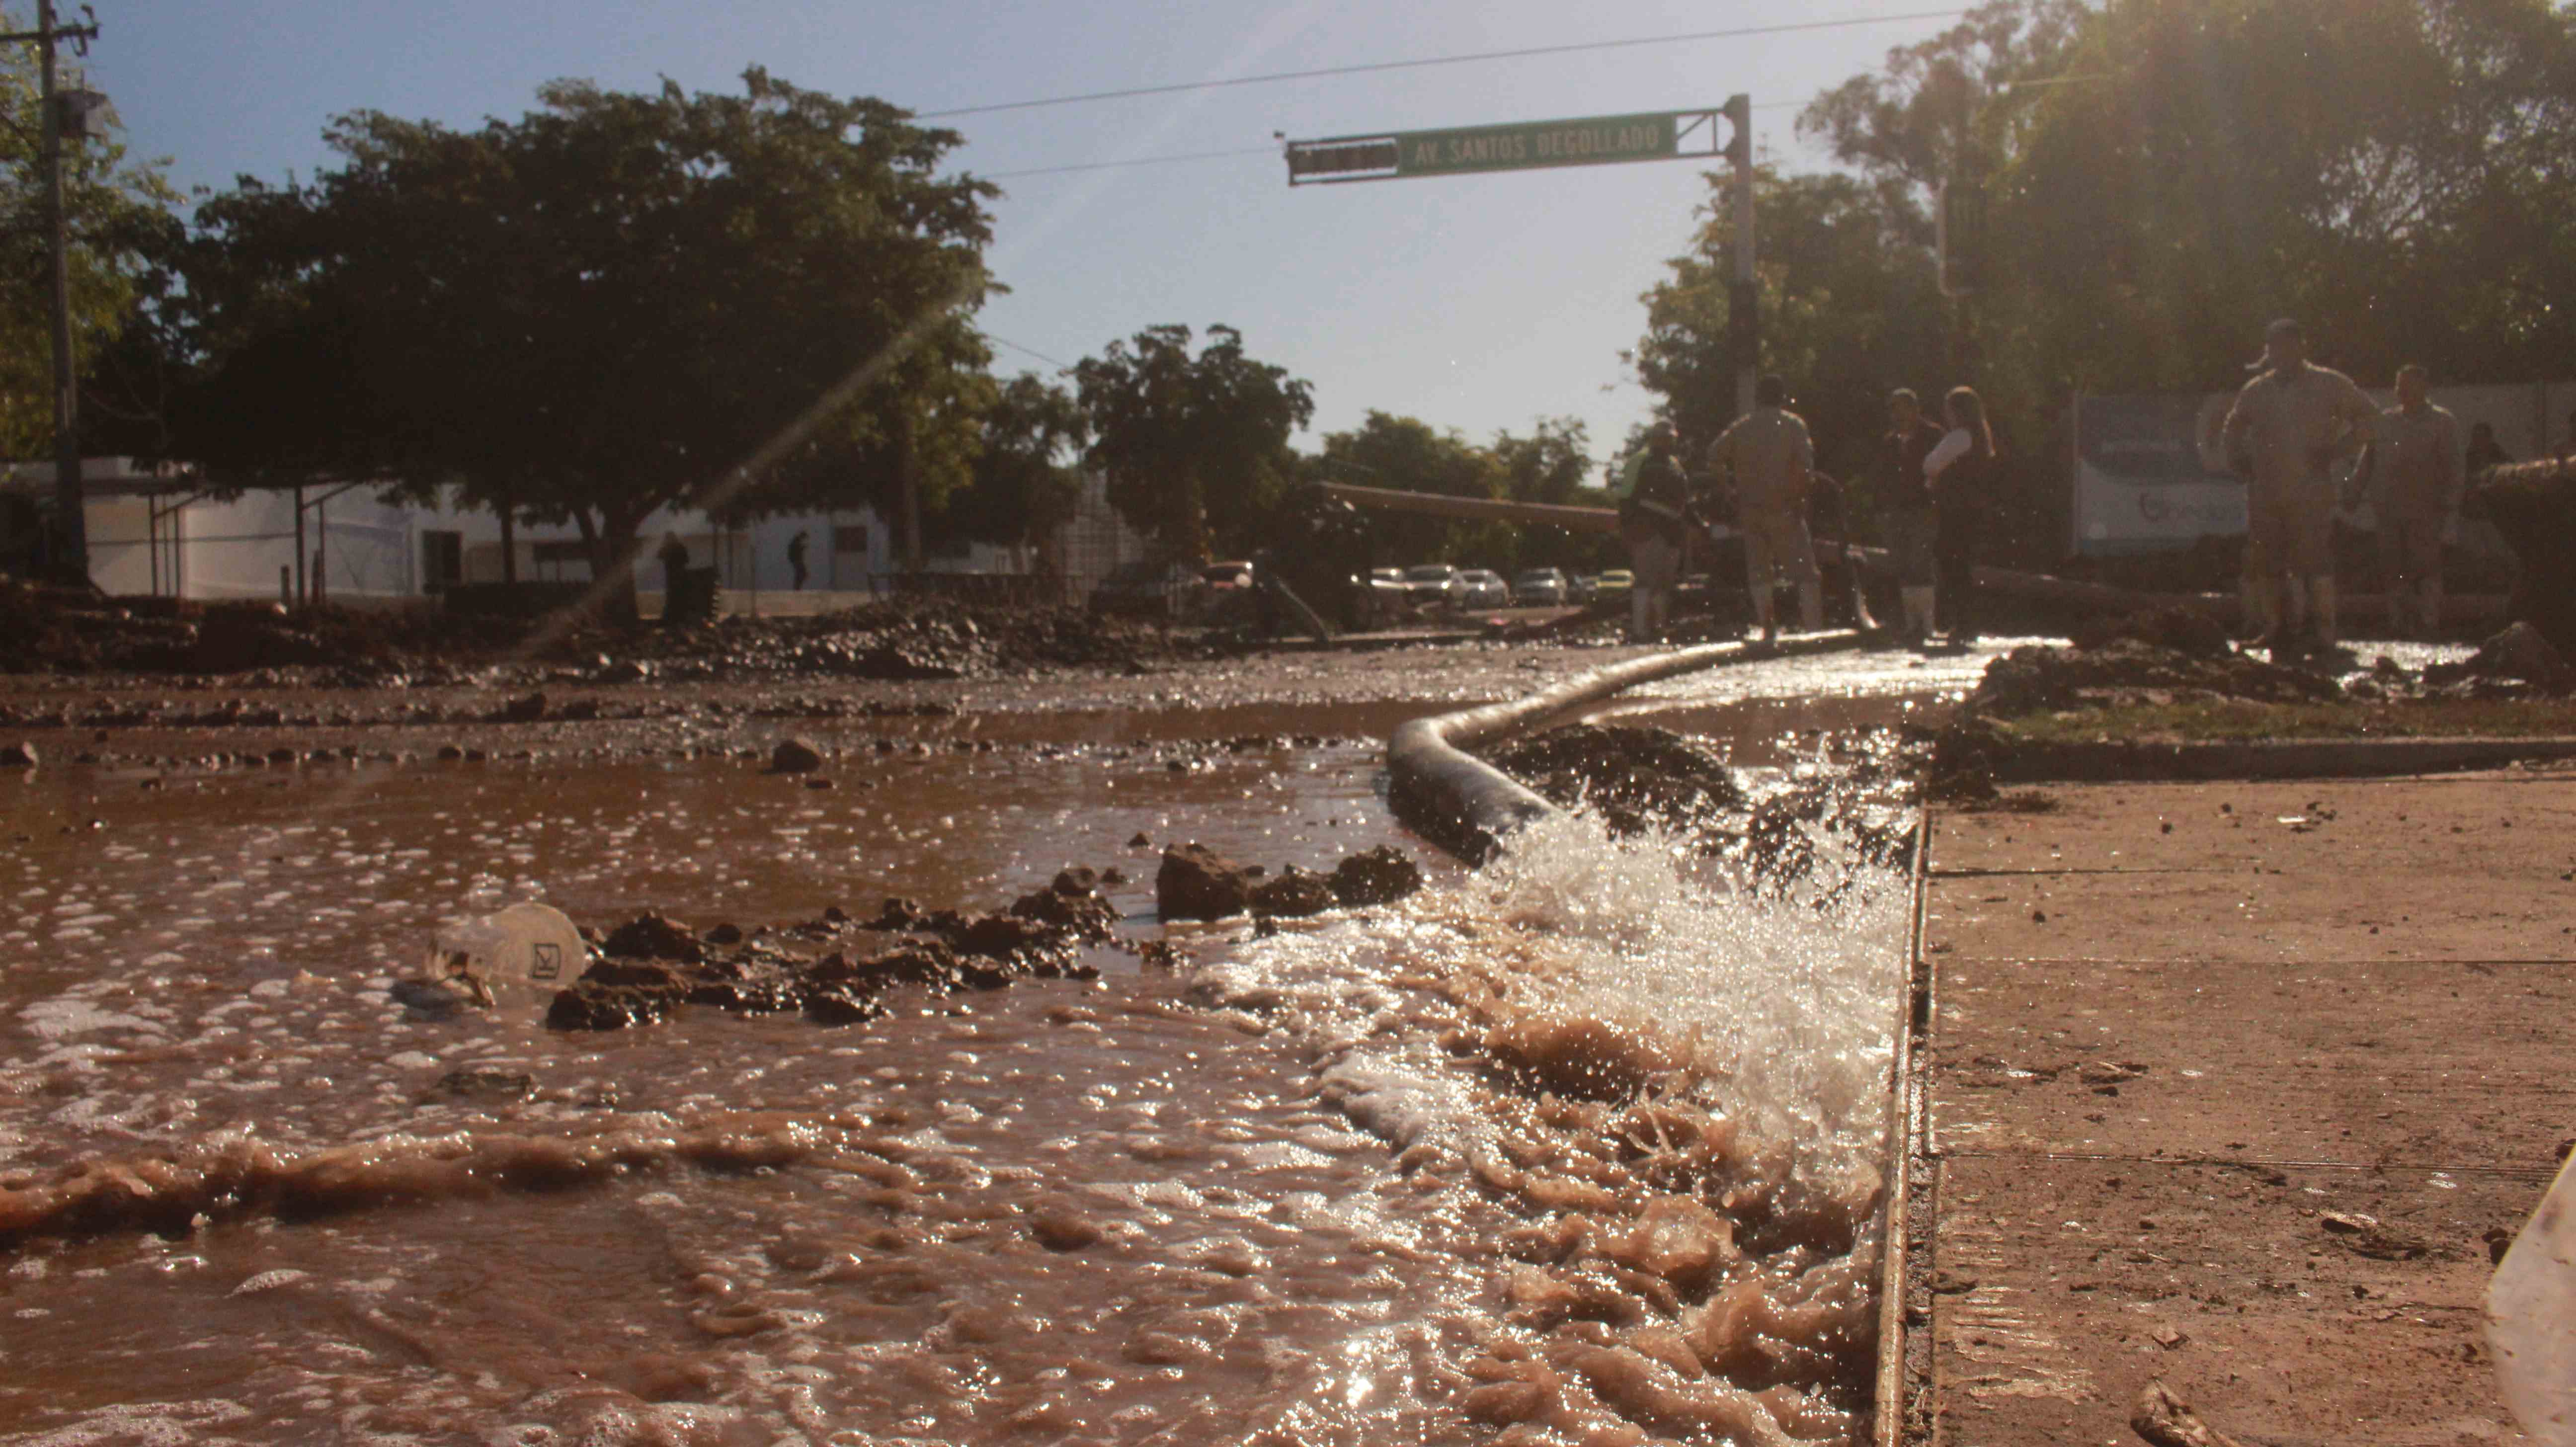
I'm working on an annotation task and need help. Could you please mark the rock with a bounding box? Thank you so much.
[580,959,693,990]
[432,1069,534,1100]
[1330,846,1424,907]
[1250,865,1337,918]
[952,913,1057,962]
[871,897,927,931]
[436,744,465,761]
[769,736,827,774]
[1156,842,1254,921]
[492,692,547,724]
[1009,871,1122,940]
[1128,832,1152,848]
[802,777,835,790]
[2130,1379,2251,1447]
[0,741,34,769]
[703,922,743,945]
[599,911,704,963]
[2440,621,2569,688]
[1029,1207,1105,1252]
[804,988,887,1026]
[546,980,676,1031]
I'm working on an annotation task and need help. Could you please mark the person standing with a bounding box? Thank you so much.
[1707,375,1823,642]
[1923,387,1996,643]
[2465,421,2513,479]
[2220,319,2377,654]
[2353,365,2461,639]
[787,530,810,591]
[1880,388,1946,643]
[1619,423,1691,643]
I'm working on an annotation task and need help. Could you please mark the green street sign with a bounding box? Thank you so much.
[1287,108,1716,185]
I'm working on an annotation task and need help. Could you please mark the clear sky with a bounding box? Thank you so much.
[84,1,1965,476]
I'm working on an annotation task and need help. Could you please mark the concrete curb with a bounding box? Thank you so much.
[1384,631,1862,864]
[1993,735,2576,783]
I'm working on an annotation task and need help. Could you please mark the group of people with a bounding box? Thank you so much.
[2220,318,2541,651]
[1619,315,2570,652]
[1619,375,1996,647]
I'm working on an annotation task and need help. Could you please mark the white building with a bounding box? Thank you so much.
[1,460,1151,608]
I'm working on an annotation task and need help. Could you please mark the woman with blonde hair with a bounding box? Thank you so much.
[1922,385,1995,643]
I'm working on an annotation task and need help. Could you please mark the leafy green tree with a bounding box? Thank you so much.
[931,370,1085,552]
[173,70,997,613]
[1072,324,1312,560]
[0,16,180,456]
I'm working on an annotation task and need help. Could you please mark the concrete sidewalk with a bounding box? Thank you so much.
[1905,769,2576,1445]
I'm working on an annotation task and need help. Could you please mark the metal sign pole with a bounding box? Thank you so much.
[1725,94,1756,420]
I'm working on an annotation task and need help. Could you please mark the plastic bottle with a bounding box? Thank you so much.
[421,902,588,1010]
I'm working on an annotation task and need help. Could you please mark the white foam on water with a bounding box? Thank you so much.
[1199,804,1907,1178]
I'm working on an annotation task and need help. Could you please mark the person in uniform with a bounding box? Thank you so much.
[2353,365,2461,639]
[2220,320,2377,654]
[1881,389,1946,644]
[1707,375,1823,643]
[1620,423,1691,643]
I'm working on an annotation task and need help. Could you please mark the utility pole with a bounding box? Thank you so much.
[1722,94,1757,421]
[4,3,101,586]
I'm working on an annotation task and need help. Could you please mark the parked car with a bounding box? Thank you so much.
[1593,568,1634,602]
[1456,568,1511,609]
[1088,560,1198,615]
[1202,560,1254,589]
[1512,567,1568,606]
[1567,574,1600,604]
[1401,563,1463,606]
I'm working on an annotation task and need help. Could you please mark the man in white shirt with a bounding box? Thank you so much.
[2220,320,2377,653]
[1707,375,1824,642]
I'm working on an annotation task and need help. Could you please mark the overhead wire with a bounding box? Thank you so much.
[917,8,1973,119]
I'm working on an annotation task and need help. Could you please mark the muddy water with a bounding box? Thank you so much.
[0,656,1932,1446]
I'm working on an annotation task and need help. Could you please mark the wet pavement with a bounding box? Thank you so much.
[0,640,1961,1445]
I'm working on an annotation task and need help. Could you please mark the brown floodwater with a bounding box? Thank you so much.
[0,662,1933,1446]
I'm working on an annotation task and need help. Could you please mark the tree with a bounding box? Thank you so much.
[173,70,998,613]
[0,15,180,457]
[1072,324,1312,560]
[931,370,1085,553]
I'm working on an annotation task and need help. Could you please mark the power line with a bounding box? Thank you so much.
[917,9,1972,120]
[985,333,1074,369]
[983,146,1277,181]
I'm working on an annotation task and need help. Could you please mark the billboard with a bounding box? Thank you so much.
[2070,393,2246,556]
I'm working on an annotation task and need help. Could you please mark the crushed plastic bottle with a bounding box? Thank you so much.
[416,902,588,1011]
[2490,1149,2576,1447]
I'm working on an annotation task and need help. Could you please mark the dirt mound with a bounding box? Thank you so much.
[617,598,1185,680]
[1968,640,2341,718]
[1485,725,1745,838]
[2067,606,2232,659]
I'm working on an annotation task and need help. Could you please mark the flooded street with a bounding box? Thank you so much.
[0,642,1981,1445]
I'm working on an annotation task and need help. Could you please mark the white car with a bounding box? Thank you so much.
[1456,569,1511,609]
